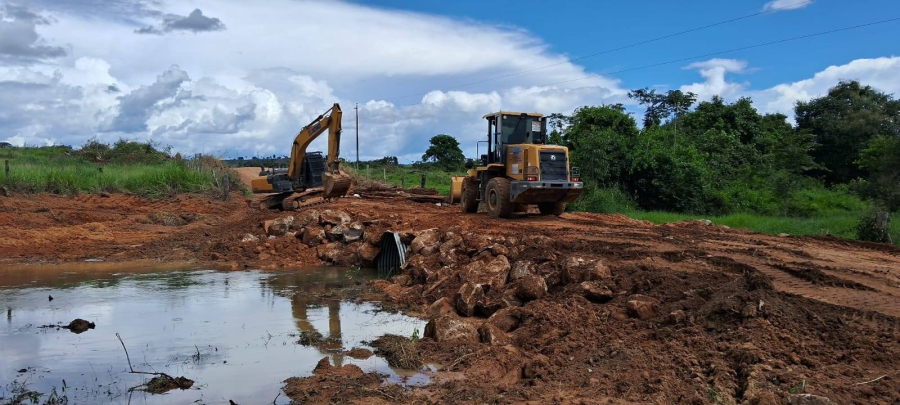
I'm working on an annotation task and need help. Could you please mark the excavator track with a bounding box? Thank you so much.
[256,187,344,211]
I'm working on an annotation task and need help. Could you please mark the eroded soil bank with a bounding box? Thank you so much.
[3,192,900,404]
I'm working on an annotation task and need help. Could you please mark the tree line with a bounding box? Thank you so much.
[553,81,897,241]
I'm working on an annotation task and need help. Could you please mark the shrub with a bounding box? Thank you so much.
[856,209,893,243]
[570,187,635,214]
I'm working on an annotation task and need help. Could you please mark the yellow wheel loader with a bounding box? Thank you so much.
[251,103,352,210]
[456,111,583,218]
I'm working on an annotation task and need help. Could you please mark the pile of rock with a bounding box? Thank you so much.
[372,227,639,348]
[257,209,381,267]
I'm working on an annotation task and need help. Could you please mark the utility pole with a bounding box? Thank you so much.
[355,103,360,170]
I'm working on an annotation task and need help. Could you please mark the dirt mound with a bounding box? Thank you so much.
[370,334,422,369]
[63,318,95,334]
[145,375,194,394]
[282,357,401,404]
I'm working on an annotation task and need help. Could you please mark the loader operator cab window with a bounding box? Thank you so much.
[499,115,544,146]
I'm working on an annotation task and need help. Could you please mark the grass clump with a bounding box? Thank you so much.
[370,334,422,370]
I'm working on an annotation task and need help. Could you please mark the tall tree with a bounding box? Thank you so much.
[628,88,697,130]
[628,88,669,128]
[859,135,900,211]
[566,105,638,187]
[546,113,568,146]
[422,134,465,170]
[795,81,900,184]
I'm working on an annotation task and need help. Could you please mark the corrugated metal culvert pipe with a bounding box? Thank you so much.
[376,232,408,278]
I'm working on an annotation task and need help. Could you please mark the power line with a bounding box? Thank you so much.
[495,16,900,95]
[384,0,814,102]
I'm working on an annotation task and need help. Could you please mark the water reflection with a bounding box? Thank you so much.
[0,265,427,404]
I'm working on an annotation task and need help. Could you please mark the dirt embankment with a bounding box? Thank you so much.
[3,190,900,403]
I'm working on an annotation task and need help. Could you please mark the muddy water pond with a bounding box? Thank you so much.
[0,264,428,404]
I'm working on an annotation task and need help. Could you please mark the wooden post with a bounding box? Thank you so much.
[383,167,386,181]
[420,173,426,188]
[222,175,229,201]
[366,165,370,180]
[4,160,8,176]
[401,171,405,189]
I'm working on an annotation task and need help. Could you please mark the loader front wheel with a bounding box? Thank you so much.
[485,177,513,218]
[461,177,478,213]
[538,202,567,216]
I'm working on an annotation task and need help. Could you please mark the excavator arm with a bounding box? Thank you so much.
[251,103,351,209]
[286,104,341,184]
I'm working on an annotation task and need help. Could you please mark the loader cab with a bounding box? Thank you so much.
[483,112,547,165]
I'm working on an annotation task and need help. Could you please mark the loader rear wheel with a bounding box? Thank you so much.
[538,202,567,216]
[461,177,478,213]
[485,177,513,218]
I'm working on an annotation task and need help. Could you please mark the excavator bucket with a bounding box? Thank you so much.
[322,171,352,199]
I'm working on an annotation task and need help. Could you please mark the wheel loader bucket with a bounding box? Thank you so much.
[322,171,352,199]
[449,176,465,204]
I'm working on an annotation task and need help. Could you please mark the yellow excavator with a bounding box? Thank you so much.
[251,103,352,210]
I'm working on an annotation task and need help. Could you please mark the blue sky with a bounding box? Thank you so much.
[371,0,899,91]
[1,0,898,160]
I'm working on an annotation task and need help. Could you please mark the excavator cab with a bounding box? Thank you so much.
[458,111,583,218]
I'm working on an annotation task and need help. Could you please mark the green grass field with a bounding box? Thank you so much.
[0,145,239,197]
[625,210,898,244]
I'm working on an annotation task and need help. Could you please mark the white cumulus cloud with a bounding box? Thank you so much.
[680,58,749,101]
[762,0,813,12]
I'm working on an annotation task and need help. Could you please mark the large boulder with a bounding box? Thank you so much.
[410,228,441,256]
[404,255,433,284]
[326,224,348,242]
[343,222,364,243]
[515,275,547,302]
[426,297,455,319]
[561,256,586,284]
[294,210,320,229]
[464,233,492,253]
[585,260,612,280]
[478,323,511,346]
[301,227,325,246]
[508,260,535,282]
[487,307,528,333]
[336,242,361,266]
[316,242,344,263]
[479,289,522,316]
[438,249,460,267]
[454,282,484,317]
[263,216,294,236]
[423,314,479,343]
[462,255,511,291]
[358,243,380,268]
[488,243,509,257]
[441,231,464,250]
[320,209,351,226]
